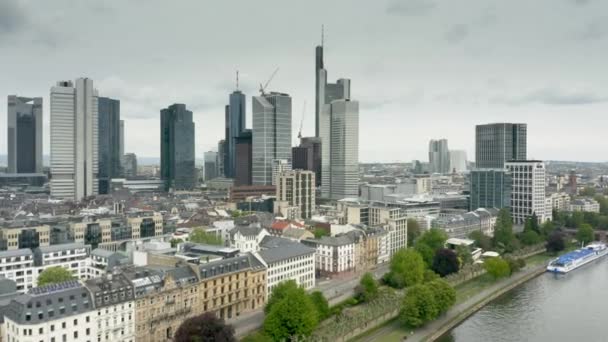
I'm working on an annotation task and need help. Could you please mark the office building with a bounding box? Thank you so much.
[98,97,121,194]
[204,151,218,181]
[7,95,43,174]
[293,136,322,187]
[320,99,359,200]
[476,123,527,168]
[271,159,290,186]
[225,90,247,178]
[119,120,124,159]
[449,149,467,173]
[50,78,99,200]
[121,153,138,178]
[160,104,196,190]
[252,92,292,185]
[0,224,50,250]
[470,169,512,211]
[428,139,450,174]
[258,236,315,294]
[506,160,548,224]
[275,170,316,219]
[217,140,226,177]
[235,129,252,186]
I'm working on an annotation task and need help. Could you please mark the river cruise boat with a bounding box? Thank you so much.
[546,242,608,273]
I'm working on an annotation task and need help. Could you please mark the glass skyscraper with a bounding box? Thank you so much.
[98,97,121,194]
[7,96,43,174]
[225,90,246,178]
[475,123,527,168]
[160,104,196,190]
[469,169,512,211]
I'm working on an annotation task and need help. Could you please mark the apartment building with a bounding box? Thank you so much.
[258,236,316,293]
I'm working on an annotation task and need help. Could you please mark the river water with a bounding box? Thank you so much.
[438,257,608,342]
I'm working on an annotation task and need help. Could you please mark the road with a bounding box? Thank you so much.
[230,263,390,338]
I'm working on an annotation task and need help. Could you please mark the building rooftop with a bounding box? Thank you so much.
[0,249,33,259]
[36,242,88,254]
[258,236,315,264]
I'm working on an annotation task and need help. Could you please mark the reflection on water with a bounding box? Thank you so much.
[438,258,608,342]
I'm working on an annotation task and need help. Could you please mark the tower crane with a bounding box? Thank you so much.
[298,101,306,140]
[259,67,280,96]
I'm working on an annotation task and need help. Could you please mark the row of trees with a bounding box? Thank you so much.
[400,279,456,328]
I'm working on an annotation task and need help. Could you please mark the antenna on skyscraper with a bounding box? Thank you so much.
[298,101,306,140]
[236,70,239,90]
[321,24,324,47]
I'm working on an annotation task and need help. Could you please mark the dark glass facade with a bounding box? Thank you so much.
[235,130,252,186]
[98,97,122,194]
[7,96,43,174]
[17,229,41,249]
[469,169,512,211]
[140,218,156,238]
[475,123,527,169]
[225,91,246,178]
[161,104,196,190]
[84,223,102,249]
[293,137,321,187]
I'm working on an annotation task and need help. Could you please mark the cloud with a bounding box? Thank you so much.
[570,0,591,6]
[576,19,608,40]
[494,88,608,106]
[386,0,435,16]
[445,24,469,43]
[0,0,26,35]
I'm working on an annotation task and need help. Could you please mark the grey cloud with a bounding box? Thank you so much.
[386,0,435,16]
[577,19,608,40]
[570,0,591,6]
[494,88,608,106]
[0,0,26,34]
[445,24,469,43]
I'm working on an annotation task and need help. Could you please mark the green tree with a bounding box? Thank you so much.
[546,232,566,253]
[455,245,473,266]
[570,211,584,228]
[313,228,329,239]
[308,291,330,320]
[37,267,75,287]
[576,224,594,245]
[484,257,510,279]
[423,269,440,283]
[407,218,421,246]
[541,220,555,236]
[190,228,223,246]
[520,229,542,246]
[170,238,181,248]
[493,209,516,252]
[264,286,319,341]
[416,228,448,253]
[400,284,438,328]
[469,230,493,250]
[241,332,272,342]
[427,280,456,314]
[594,195,608,215]
[355,272,379,302]
[386,249,425,289]
[414,243,435,267]
[265,280,299,314]
[580,187,597,197]
[174,312,235,342]
[431,248,460,277]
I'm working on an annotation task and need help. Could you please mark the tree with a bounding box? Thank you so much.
[576,224,594,245]
[170,238,181,248]
[427,280,456,314]
[190,228,223,246]
[386,249,425,289]
[455,245,473,266]
[416,228,448,253]
[431,249,460,277]
[493,209,516,252]
[355,272,379,302]
[265,280,299,314]
[313,228,329,239]
[469,230,492,250]
[520,229,542,246]
[407,218,421,246]
[174,312,235,342]
[546,232,566,253]
[423,269,440,283]
[580,187,597,197]
[309,291,330,320]
[400,284,438,328]
[414,243,435,267]
[541,220,555,236]
[264,286,319,341]
[570,211,584,228]
[484,257,510,279]
[37,267,75,287]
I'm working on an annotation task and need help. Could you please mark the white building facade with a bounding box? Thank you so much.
[275,170,316,219]
[506,160,549,224]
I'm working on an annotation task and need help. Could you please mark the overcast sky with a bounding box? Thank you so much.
[1,0,607,163]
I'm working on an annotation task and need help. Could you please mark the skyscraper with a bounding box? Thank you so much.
[98,97,121,194]
[204,151,218,181]
[292,137,322,187]
[449,150,468,173]
[225,90,246,178]
[252,92,292,185]
[321,99,359,200]
[122,153,138,178]
[475,123,527,168]
[428,139,450,174]
[235,129,252,186]
[7,95,43,174]
[506,160,548,224]
[50,78,99,200]
[119,120,125,158]
[469,169,512,211]
[217,140,226,177]
[160,104,196,190]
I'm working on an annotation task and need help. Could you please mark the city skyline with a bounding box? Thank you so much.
[1,0,608,163]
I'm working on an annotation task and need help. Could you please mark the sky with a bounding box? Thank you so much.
[0,0,607,163]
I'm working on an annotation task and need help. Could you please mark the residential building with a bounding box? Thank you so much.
[235,129,252,186]
[434,208,499,238]
[88,249,128,278]
[121,153,138,178]
[449,150,467,173]
[368,206,408,256]
[258,236,315,293]
[228,225,269,253]
[0,225,51,251]
[293,137,322,187]
[475,123,527,169]
[7,95,43,174]
[33,243,91,282]
[505,160,548,224]
[0,249,35,292]
[549,192,571,211]
[428,139,450,174]
[98,97,121,194]
[204,151,218,181]
[225,90,247,178]
[320,99,359,200]
[252,92,292,185]
[570,198,600,213]
[3,280,97,342]
[275,170,315,219]
[50,79,99,200]
[303,235,356,276]
[160,104,196,190]
[470,169,512,211]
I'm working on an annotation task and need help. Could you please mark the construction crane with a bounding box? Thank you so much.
[298,100,306,139]
[259,67,280,96]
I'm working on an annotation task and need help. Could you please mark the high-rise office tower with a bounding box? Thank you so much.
[505,160,548,224]
[224,90,246,178]
[449,150,468,173]
[469,169,512,211]
[235,129,252,186]
[292,137,322,187]
[476,123,527,168]
[160,104,196,190]
[122,153,138,178]
[203,151,218,181]
[119,120,124,157]
[98,97,121,194]
[275,170,316,219]
[428,139,450,174]
[252,92,292,185]
[217,140,226,177]
[7,95,43,174]
[50,78,99,200]
[321,99,359,200]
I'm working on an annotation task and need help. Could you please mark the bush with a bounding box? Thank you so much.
[423,269,440,283]
[309,291,330,320]
[505,257,525,275]
[174,312,235,342]
[355,272,379,303]
[484,257,510,279]
[37,267,75,287]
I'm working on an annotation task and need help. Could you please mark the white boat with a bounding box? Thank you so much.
[546,242,608,273]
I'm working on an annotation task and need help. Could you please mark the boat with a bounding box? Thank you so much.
[546,242,608,273]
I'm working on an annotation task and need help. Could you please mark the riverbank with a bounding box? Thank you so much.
[354,254,552,342]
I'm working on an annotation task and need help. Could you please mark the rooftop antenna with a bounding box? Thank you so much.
[321,24,324,47]
[298,100,307,140]
[236,70,239,90]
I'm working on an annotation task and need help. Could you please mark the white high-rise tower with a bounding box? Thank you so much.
[50,78,99,200]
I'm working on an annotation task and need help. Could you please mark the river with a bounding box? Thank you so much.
[437,257,608,342]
